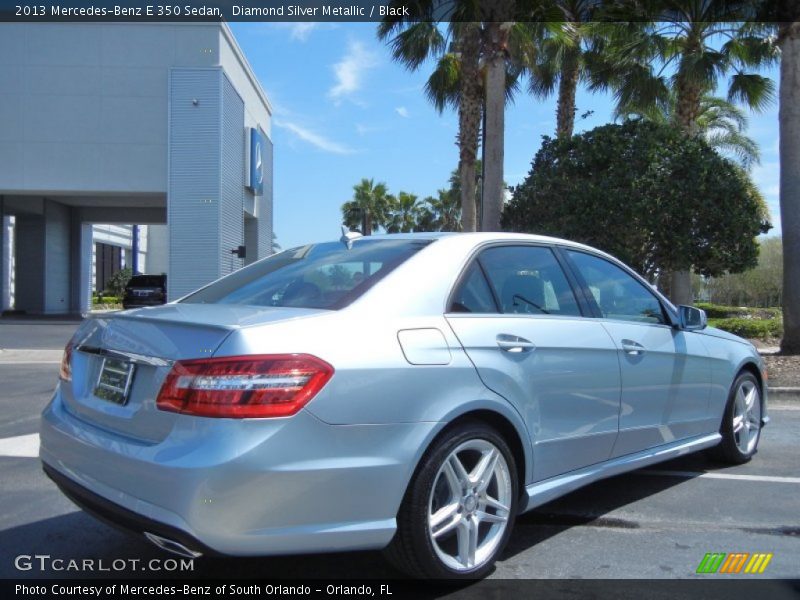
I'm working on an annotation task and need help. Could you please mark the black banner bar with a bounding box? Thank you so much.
[0,0,796,23]
[3,579,800,600]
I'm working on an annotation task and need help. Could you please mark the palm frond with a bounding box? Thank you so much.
[722,34,779,69]
[384,22,445,71]
[697,96,748,131]
[727,73,776,112]
[674,49,728,90]
[425,52,460,112]
[707,131,761,170]
[612,63,671,118]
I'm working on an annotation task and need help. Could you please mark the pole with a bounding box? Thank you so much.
[131,225,139,274]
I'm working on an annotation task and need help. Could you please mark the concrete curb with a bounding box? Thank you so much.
[768,387,800,403]
[0,349,64,363]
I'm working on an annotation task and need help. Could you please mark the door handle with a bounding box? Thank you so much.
[496,334,536,353]
[621,339,645,355]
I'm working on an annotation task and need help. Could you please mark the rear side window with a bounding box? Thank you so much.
[181,239,431,310]
[449,245,581,316]
[450,262,498,313]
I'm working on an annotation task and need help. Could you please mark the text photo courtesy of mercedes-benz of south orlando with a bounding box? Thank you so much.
[0,1,798,599]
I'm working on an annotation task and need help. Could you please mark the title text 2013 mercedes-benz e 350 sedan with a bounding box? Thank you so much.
[40,233,768,578]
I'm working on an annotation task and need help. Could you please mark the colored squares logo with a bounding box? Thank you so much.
[697,552,773,574]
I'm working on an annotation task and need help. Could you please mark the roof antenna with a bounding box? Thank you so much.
[340,225,362,250]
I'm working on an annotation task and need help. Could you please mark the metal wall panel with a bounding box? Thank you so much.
[168,68,221,300]
[43,200,71,314]
[220,74,244,276]
[259,133,274,257]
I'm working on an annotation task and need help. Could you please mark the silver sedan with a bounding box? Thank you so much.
[40,232,768,579]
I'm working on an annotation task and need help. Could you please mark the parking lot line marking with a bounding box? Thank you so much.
[639,469,800,484]
[0,433,39,458]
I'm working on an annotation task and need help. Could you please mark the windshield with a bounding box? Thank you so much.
[181,238,433,310]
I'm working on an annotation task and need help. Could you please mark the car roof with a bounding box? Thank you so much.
[341,231,603,254]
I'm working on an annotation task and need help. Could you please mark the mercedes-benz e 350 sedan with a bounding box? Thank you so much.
[41,232,768,578]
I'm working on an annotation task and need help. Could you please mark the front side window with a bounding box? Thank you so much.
[456,246,581,316]
[182,239,432,310]
[566,250,666,325]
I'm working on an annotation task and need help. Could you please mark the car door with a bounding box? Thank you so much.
[563,250,712,457]
[445,244,622,482]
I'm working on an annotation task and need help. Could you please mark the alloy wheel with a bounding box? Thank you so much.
[732,378,761,455]
[427,439,512,572]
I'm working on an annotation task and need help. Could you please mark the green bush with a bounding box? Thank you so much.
[106,268,133,297]
[503,120,769,281]
[697,302,781,320]
[708,317,783,339]
[696,302,743,318]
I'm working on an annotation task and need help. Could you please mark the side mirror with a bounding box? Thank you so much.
[678,305,707,331]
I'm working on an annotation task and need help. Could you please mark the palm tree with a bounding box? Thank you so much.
[524,2,616,139]
[482,20,514,231]
[417,188,462,232]
[603,8,777,305]
[422,23,483,232]
[617,95,762,169]
[778,18,800,353]
[379,7,528,232]
[341,178,391,236]
[378,14,483,232]
[385,192,422,233]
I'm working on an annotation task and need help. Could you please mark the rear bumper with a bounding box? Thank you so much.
[40,389,438,556]
[43,462,217,557]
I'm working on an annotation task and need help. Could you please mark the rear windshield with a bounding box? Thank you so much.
[128,275,165,287]
[181,239,432,310]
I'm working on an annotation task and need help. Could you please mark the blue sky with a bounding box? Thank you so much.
[230,22,783,251]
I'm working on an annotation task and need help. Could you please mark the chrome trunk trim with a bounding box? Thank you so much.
[76,345,173,368]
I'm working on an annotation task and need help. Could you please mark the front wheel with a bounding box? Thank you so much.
[384,421,518,579]
[710,371,763,464]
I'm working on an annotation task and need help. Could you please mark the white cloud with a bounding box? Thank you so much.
[328,40,378,103]
[287,23,318,41]
[267,22,328,42]
[395,106,410,118]
[274,119,354,155]
[355,123,386,136]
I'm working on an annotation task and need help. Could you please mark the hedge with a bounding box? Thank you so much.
[708,317,783,340]
[696,302,781,320]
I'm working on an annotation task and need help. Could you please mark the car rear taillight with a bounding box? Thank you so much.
[59,342,73,382]
[156,354,334,418]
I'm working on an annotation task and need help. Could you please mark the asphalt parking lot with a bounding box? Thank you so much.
[0,320,798,582]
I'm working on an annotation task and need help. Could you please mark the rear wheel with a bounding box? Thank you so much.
[384,421,518,579]
[710,371,762,464]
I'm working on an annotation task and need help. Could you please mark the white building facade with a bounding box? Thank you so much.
[0,22,273,314]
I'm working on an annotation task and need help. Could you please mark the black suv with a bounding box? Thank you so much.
[122,274,167,309]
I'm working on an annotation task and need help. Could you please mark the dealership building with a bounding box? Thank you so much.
[0,22,274,314]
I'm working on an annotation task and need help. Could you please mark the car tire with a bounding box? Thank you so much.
[709,371,763,465]
[384,420,518,579]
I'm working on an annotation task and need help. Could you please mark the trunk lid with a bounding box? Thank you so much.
[61,304,328,442]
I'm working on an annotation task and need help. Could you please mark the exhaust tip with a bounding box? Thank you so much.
[144,532,203,559]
